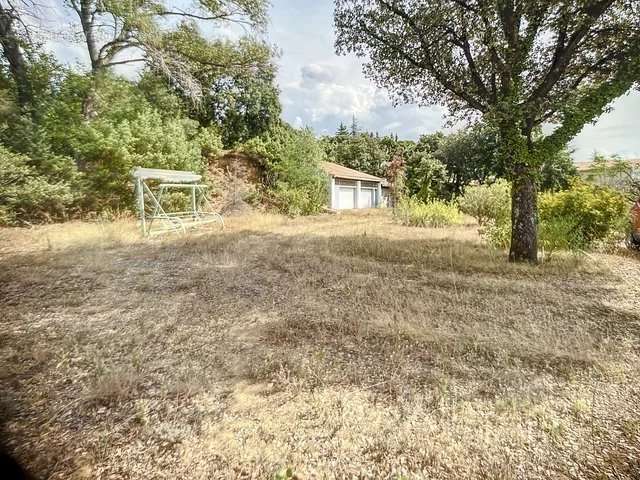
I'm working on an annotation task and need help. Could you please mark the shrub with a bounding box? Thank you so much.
[73,108,214,211]
[394,197,463,227]
[39,74,221,213]
[538,216,586,255]
[404,151,448,202]
[272,183,328,216]
[244,125,328,216]
[197,125,224,158]
[458,180,511,226]
[539,180,628,246]
[481,220,511,249]
[0,146,76,225]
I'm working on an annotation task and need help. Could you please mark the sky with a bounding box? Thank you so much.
[268,0,640,162]
[39,0,640,162]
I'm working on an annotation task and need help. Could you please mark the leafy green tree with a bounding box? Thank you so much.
[404,151,448,201]
[335,0,640,262]
[336,122,349,138]
[66,0,268,73]
[324,122,411,178]
[539,148,577,192]
[41,73,221,211]
[432,126,499,198]
[325,131,388,177]
[0,54,82,218]
[187,60,281,147]
[414,132,445,155]
[244,124,329,215]
[0,1,33,110]
[0,145,77,225]
[63,0,271,119]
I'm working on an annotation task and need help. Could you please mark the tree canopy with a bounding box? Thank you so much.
[335,0,640,261]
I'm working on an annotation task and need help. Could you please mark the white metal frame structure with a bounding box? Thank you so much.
[132,167,224,236]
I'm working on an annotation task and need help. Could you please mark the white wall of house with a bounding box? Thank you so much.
[330,177,382,210]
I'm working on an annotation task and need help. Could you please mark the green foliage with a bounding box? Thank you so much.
[190,62,282,147]
[335,0,639,261]
[538,216,586,255]
[394,197,463,228]
[0,146,76,224]
[17,72,221,213]
[481,220,511,250]
[196,125,225,158]
[324,130,389,178]
[475,180,628,251]
[77,110,207,210]
[431,126,500,198]
[404,151,448,202]
[244,125,328,216]
[458,180,511,226]
[539,181,629,246]
[49,75,218,211]
[539,148,578,192]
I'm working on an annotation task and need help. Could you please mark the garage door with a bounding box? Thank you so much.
[359,188,376,209]
[337,187,356,209]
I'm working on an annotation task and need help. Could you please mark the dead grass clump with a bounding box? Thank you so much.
[83,367,142,406]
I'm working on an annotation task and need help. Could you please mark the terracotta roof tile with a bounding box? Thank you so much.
[320,161,385,183]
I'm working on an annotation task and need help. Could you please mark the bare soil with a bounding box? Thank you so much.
[1,210,639,479]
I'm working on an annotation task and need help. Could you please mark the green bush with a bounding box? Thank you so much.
[458,180,511,226]
[483,215,588,253]
[244,125,328,216]
[394,197,463,227]
[539,180,628,246]
[0,146,76,225]
[73,109,209,210]
[404,151,448,202]
[481,181,629,252]
[480,219,511,249]
[538,216,586,255]
[38,74,221,212]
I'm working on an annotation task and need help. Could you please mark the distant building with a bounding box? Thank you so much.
[575,158,640,188]
[320,161,391,210]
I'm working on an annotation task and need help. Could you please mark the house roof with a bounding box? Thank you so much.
[320,161,386,183]
[575,158,640,172]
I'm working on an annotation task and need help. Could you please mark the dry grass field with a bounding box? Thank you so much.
[1,210,639,479]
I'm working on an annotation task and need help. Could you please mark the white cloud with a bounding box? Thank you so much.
[280,61,445,138]
[270,0,639,161]
[301,64,336,85]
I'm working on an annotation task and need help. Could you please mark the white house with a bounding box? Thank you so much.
[321,161,390,210]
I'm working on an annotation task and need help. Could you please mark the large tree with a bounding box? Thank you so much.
[64,0,270,114]
[0,0,35,109]
[334,0,640,262]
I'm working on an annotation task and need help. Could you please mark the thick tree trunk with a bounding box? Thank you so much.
[79,0,101,71]
[509,164,538,263]
[0,9,32,110]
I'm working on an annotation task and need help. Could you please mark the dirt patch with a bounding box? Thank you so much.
[208,150,264,215]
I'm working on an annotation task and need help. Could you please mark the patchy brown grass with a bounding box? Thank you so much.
[1,210,639,479]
